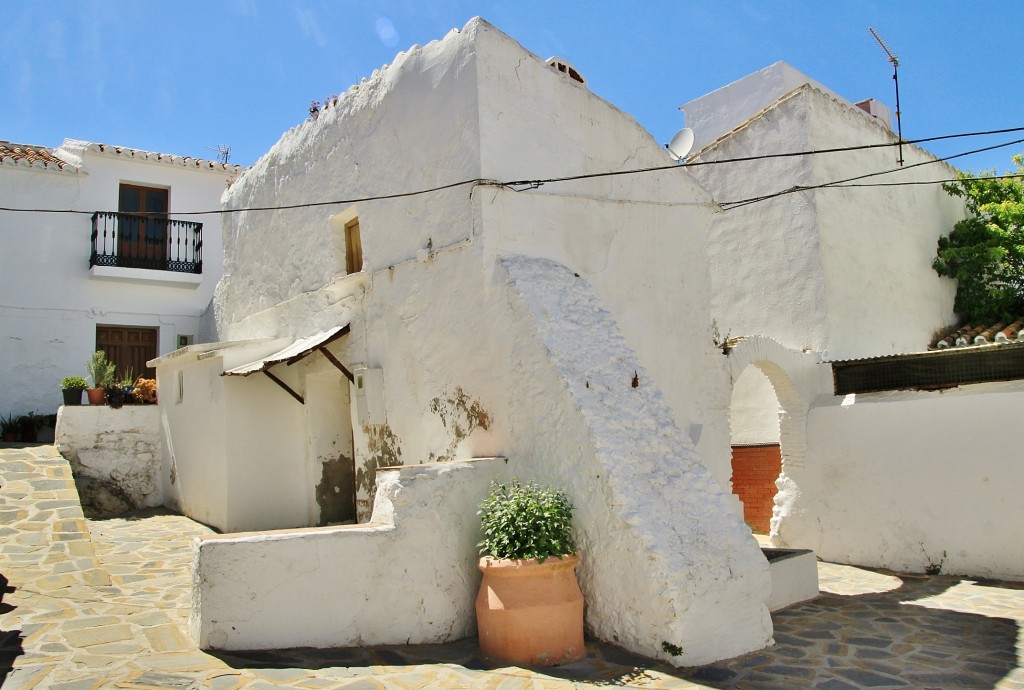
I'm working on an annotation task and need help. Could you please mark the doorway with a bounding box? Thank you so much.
[96,325,157,381]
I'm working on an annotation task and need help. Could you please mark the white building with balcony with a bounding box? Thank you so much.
[0,139,241,417]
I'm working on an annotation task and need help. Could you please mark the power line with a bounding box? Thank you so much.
[718,136,1024,210]
[0,126,1022,217]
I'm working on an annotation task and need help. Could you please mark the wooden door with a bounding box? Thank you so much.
[96,326,158,381]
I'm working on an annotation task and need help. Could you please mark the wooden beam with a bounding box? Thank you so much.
[263,369,304,404]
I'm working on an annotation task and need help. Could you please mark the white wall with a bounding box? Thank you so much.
[204,19,773,666]
[156,339,285,532]
[793,381,1024,580]
[691,82,961,363]
[809,98,961,358]
[223,366,310,532]
[0,142,235,418]
[730,366,781,445]
[192,457,511,650]
[54,404,162,508]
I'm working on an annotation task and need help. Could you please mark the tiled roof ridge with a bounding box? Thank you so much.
[59,138,244,174]
[0,141,77,172]
[931,318,1024,349]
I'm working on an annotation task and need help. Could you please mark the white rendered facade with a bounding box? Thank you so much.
[163,18,773,666]
[683,64,963,446]
[0,140,238,417]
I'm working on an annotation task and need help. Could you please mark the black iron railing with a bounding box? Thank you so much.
[90,211,203,274]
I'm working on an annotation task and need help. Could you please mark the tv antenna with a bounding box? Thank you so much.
[206,144,231,164]
[869,28,903,166]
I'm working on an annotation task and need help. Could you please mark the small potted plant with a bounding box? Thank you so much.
[107,368,134,409]
[85,351,115,405]
[60,376,88,406]
[475,478,584,666]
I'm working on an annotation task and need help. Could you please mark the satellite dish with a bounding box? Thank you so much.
[666,128,694,161]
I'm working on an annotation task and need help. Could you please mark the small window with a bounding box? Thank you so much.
[345,218,362,274]
[177,370,184,403]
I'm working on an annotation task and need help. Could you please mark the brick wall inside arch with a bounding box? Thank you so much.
[731,443,781,533]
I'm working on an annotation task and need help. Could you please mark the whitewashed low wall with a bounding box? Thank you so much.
[55,404,162,509]
[191,457,509,650]
[786,381,1024,580]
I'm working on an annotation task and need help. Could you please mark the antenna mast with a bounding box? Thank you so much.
[869,28,903,166]
[206,144,231,165]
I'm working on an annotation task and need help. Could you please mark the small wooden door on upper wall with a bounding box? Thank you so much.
[97,326,158,381]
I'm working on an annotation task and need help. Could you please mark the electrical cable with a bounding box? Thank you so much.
[0,126,1022,217]
[718,136,1024,210]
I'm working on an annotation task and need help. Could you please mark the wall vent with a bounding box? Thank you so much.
[546,57,586,86]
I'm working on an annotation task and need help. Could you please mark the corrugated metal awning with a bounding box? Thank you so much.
[224,326,349,376]
[222,325,352,404]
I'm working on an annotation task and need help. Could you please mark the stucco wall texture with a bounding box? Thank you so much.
[194,18,772,666]
[0,142,233,417]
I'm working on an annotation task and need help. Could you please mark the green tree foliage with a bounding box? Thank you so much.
[934,154,1024,322]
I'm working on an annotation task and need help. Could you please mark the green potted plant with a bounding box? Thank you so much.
[60,376,88,406]
[475,478,584,667]
[85,351,115,405]
[107,368,134,409]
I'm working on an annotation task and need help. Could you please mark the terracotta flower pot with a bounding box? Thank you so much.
[475,554,584,666]
[86,388,106,405]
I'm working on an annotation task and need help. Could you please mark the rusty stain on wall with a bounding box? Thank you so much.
[428,386,492,462]
[355,423,403,519]
[316,454,355,525]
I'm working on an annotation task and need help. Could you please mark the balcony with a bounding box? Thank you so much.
[90,212,203,274]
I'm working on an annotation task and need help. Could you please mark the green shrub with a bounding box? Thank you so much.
[85,351,116,389]
[478,479,575,562]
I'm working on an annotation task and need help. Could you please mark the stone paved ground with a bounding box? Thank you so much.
[1,444,1022,689]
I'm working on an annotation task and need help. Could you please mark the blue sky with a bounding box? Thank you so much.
[3,1,1022,173]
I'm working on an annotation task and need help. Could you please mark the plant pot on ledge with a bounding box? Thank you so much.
[86,388,106,405]
[60,377,88,406]
[475,479,584,667]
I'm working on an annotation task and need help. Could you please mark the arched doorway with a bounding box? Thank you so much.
[723,336,820,541]
[729,365,782,534]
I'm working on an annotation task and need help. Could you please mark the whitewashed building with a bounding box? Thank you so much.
[681,64,1023,582]
[0,140,240,417]
[681,62,962,519]
[159,18,774,666]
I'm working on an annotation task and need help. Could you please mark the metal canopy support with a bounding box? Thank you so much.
[317,346,355,383]
[263,369,305,405]
[225,324,354,405]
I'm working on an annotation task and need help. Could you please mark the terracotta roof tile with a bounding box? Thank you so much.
[0,141,71,169]
[930,319,1024,349]
[69,140,243,173]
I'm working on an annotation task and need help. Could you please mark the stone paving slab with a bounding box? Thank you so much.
[1,445,1023,689]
